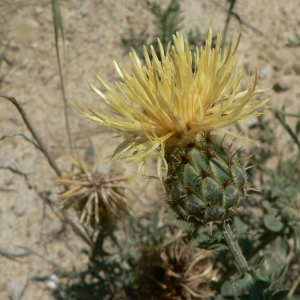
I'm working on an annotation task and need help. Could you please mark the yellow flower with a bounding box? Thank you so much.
[84,27,268,180]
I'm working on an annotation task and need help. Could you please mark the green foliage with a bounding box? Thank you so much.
[3,1,300,299]
[122,0,212,59]
[52,105,300,300]
[193,106,300,299]
[53,208,176,299]
[287,33,300,47]
[0,41,11,90]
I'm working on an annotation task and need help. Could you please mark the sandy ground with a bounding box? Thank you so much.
[0,0,300,299]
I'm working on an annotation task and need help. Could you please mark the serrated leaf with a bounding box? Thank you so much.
[275,235,289,260]
[264,215,284,232]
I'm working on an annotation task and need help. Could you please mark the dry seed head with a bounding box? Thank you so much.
[56,147,133,228]
[138,233,217,299]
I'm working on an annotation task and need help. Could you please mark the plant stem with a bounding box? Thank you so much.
[52,0,74,155]
[217,231,277,289]
[92,227,117,296]
[221,0,237,56]
[0,95,62,177]
[221,222,266,300]
[222,222,250,273]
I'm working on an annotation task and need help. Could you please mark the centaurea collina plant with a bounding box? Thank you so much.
[83,27,269,298]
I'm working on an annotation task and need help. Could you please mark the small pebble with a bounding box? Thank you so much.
[259,65,273,79]
[246,118,259,129]
[11,204,26,217]
[46,274,59,290]
[7,279,26,300]
[293,63,300,75]
[273,80,290,92]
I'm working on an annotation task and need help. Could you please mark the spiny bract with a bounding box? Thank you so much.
[164,134,246,225]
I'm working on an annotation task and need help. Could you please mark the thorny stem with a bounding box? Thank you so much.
[221,222,266,300]
[222,222,250,273]
[217,231,277,289]
[0,95,62,177]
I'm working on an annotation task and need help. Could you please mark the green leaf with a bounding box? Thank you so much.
[207,243,229,251]
[234,216,247,233]
[262,200,272,211]
[270,290,289,300]
[296,120,300,134]
[255,254,267,269]
[221,279,240,296]
[275,235,289,260]
[251,270,271,289]
[264,215,284,232]
[265,261,288,287]
[234,273,253,289]
[292,225,300,253]
[0,41,10,70]
[264,167,275,177]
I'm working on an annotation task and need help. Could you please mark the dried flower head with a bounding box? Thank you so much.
[84,27,268,180]
[138,233,217,299]
[56,146,132,228]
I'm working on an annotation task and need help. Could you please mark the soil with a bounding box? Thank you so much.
[0,0,300,299]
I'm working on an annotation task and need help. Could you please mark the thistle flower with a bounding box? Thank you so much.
[56,146,132,228]
[84,27,269,226]
[85,27,267,179]
[138,233,217,299]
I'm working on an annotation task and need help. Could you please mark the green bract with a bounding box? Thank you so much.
[164,134,247,225]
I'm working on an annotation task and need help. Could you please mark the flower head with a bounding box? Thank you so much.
[56,146,133,228]
[84,27,268,179]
